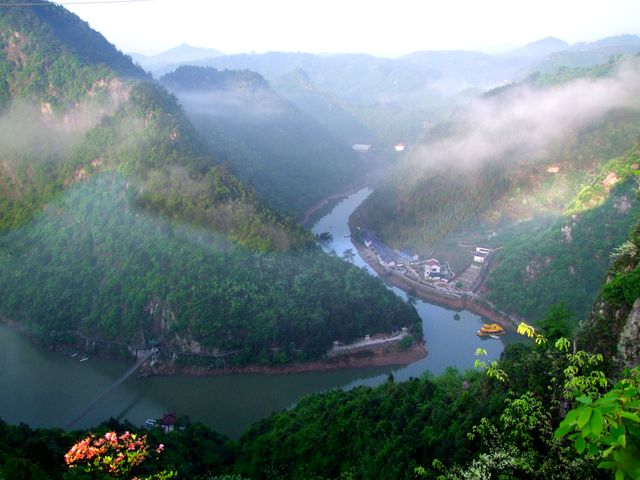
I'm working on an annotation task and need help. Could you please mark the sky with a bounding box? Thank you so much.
[63,0,640,57]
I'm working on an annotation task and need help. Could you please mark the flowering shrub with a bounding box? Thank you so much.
[65,431,173,479]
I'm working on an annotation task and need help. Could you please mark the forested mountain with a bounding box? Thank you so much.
[160,66,367,217]
[2,226,640,478]
[535,35,640,74]
[166,51,481,142]
[270,68,375,145]
[0,1,421,365]
[355,59,640,324]
[141,35,640,146]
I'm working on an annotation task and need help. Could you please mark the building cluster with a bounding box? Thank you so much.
[361,228,453,284]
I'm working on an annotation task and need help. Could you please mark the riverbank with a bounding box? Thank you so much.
[348,224,520,331]
[141,342,427,377]
[0,313,426,376]
[299,182,370,227]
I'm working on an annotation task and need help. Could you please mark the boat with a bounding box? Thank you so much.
[80,355,89,362]
[70,352,79,358]
[489,334,500,339]
[477,323,506,337]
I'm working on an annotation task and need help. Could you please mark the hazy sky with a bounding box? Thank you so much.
[64,0,640,57]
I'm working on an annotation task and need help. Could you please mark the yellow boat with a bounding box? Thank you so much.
[477,323,505,336]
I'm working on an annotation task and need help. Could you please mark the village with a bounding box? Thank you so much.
[358,228,492,293]
[350,226,519,335]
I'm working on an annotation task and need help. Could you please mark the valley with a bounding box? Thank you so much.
[0,189,511,438]
[1,1,640,478]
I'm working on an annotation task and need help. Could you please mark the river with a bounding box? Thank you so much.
[0,188,519,439]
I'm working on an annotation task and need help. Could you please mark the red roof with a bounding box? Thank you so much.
[160,412,176,426]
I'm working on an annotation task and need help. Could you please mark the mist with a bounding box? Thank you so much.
[175,89,287,121]
[407,62,640,174]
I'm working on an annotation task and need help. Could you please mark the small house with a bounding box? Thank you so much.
[425,258,441,278]
[352,144,372,153]
[473,247,491,264]
[160,412,177,433]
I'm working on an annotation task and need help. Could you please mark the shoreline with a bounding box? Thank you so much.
[0,314,427,376]
[347,224,520,330]
[298,182,370,227]
[142,342,427,377]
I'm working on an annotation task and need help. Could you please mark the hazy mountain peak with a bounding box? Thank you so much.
[160,65,269,93]
[132,43,225,69]
[571,34,640,51]
[504,36,569,58]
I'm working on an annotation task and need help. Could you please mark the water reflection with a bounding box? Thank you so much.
[0,188,514,438]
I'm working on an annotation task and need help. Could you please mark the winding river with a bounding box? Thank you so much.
[0,188,519,438]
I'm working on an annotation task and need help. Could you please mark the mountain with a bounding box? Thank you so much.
[160,65,370,217]
[133,43,224,71]
[571,34,640,51]
[353,59,640,324]
[271,68,375,145]
[534,35,640,74]
[0,1,421,366]
[503,36,569,58]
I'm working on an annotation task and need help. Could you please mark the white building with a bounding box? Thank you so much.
[424,258,441,277]
[352,144,372,152]
[474,247,491,264]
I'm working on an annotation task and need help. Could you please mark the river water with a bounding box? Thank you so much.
[0,188,518,438]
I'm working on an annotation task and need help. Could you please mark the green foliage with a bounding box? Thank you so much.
[0,174,420,364]
[474,348,509,383]
[160,66,365,217]
[0,1,145,110]
[233,369,504,479]
[487,172,640,323]
[435,392,597,479]
[361,163,510,251]
[398,334,414,349]
[555,367,640,480]
[0,418,236,480]
[602,267,640,307]
[538,302,574,340]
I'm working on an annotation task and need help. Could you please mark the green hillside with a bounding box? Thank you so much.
[354,60,640,322]
[0,1,421,365]
[160,66,368,217]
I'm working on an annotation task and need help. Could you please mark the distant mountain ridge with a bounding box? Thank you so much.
[160,65,367,216]
[143,34,640,144]
[502,36,569,58]
[132,43,224,69]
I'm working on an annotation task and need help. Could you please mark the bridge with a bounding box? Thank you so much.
[66,349,156,429]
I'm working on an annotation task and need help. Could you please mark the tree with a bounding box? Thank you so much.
[342,248,356,263]
[315,231,333,244]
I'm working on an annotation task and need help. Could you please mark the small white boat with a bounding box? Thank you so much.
[489,334,500,340]
[71,352,79,358]
[80,355,89,362]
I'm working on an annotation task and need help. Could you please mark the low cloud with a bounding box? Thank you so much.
[408,62,640,173]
